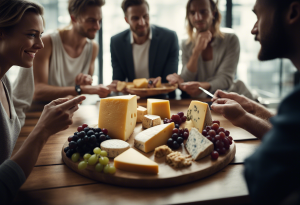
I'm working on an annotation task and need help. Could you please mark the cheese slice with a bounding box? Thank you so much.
[155,78,161,88]
[116,81,127,91]
[147,99,171,119]
[134,122,175,153]
[185,128,214,161]
[137,106,147,123]
[142,115,161,129]
[100,139,130,158]
[98,95,137,141]
[186,100,212,133]
[114,148,159,174]
[133,78,148,88]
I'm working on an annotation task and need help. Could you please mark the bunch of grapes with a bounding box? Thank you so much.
[167,128,189,150]
[201,120,233,160]
[163,112,187,129]
[64,124,111,158]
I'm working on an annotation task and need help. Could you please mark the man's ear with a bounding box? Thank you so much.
[286,2,300,25]
[125,16,129,24]
[70,15,77,23]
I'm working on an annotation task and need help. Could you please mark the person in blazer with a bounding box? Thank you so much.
[108,0,179,98]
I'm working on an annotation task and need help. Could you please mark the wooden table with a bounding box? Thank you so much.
[12,99,260,205]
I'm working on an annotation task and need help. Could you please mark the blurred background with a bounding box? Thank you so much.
[6,0,298,107]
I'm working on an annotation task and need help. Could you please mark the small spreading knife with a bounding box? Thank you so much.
[198,87,214,98]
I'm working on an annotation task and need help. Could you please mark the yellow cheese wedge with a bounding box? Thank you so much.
[98,95,137,141]
[155,78,161,88]
[137,106,147,123]
[186,101,212,133]
[133,78,148,88]
[116,81,127,91]
[142,115,161,129]
[134,122,175,153]
[114,148,159,174]
[147,99,171,119]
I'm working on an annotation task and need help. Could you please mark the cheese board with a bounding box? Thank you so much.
[62,121,236,188]
[126,83,178,96]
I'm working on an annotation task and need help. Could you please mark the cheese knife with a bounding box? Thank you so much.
[198,87,214,98]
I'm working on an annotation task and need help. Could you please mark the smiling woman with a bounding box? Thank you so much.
[0,1,86,204]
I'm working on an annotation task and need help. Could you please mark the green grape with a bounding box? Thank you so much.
[108,165,116,174]
[78,161,87,170]
[100,150,107,157]
[95,163,104,172]
[99,156,109,165]
[71,153,80,162]
[103,164,110,174]
[93,147,101,154]
[88,154,98,165]
[83,153,91,161]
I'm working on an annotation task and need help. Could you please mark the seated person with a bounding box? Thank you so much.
[211,0,300,204]
[167,0,252,99]
[33,0,110,102]
[0,1,85,204]
[108,0,179,98]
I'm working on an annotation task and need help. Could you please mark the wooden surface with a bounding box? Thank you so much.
[62,131,236,188]
[13,98,260,205]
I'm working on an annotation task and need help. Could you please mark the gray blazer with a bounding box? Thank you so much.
[110,25,179,83]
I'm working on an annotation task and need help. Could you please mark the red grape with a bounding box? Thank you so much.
[202,130,208,136]
[211,151,219,160]
[225,130,230,136]
[102,128,108,135]
[212,123,219,131]
[171,114,180,122]
[77,126,83,132]
[178,128,184,135]
[168,119,173,123]
[215,134,221,141]
[184,128,189,134]
[207,136,212,142]
[223,138,230,149]
[228,136,233,141]
[219,132,226,139]
[68,136,73,142]
[172,128,179,134]
[212,120,220,126]
[217,127,225,134]
[206,126,212,131]
[183,132,189,139]
[215,140,224,149]
[177,112,184,118]
[219,147,226,155]
[181,116,187,123]
[208,130,216,137]
[82,124,88,128]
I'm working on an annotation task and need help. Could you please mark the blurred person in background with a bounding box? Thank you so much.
[33,0,110,102]
[108,0,179,98]
[0,0,85,204]
[167,0,252,99]
[211,0,300,204]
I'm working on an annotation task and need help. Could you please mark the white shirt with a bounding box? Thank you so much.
[131,27,152,79]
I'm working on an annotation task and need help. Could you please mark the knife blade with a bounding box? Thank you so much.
[199,87,214,98]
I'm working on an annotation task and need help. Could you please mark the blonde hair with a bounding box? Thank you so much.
[185,0,223,44]
[0,0,44,30]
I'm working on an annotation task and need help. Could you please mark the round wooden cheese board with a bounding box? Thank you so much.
[62,122,236,188]
[126,83,178,96]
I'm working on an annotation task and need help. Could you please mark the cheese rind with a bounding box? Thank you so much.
[100,139,130,158]
[137,106,147,123]
[134,122,175,153]
[147,99,171,119]
[142,115,161,129]
[185,128,214,161]
[98,95,137,141]
[133,78,148,88]
[186,101,212,133]
[114,148,159,174]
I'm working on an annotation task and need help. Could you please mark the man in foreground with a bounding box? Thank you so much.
[211,0,300,204]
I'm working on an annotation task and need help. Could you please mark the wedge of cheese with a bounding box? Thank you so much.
[142,115,161,129]
[155,78,161,88]
[116,81,127,92]
[114,148,159,174]
[185,128,214,161]
[147,99,171,119]
[98,95,137,141]
[100,139,130,158]
[137,106,147,123]
[134,122,175,153]
[186,100,212,133]
[133,78,148,88]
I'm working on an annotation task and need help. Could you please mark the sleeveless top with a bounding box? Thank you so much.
[0,75,21,164]
[48,31,93,86]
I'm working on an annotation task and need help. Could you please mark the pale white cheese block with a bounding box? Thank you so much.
[142,115,161,129]
[100,139,130,158]
[185,128,214,161]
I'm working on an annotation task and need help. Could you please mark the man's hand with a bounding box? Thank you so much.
[82,85,111,98]
[180,81,203,97]
[75,73,93,85]
[193,30,212,54]
[36,96,86,136]
[148,76,162,88]
[107,80,118,92]
[167,73,184,85]
[211,98,248,127]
